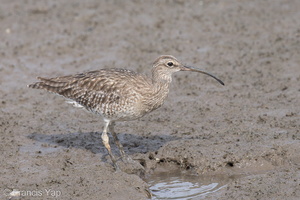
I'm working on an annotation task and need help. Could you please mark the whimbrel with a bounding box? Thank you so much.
[28,55,224,169]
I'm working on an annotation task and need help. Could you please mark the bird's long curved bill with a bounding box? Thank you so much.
[181,65,225,86]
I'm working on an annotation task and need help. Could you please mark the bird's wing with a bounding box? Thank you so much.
[28,69,151,111]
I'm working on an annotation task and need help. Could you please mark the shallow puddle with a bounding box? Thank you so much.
[146,167,232,199]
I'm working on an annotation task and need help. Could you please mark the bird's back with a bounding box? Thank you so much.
[28,68,155,121]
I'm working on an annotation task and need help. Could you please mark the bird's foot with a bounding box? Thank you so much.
[112,161,120,171]
[116,155,145,176]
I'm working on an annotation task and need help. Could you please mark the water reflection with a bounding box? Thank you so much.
[146,167,230,200]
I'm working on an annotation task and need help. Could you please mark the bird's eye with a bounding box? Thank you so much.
[167,62,174,67]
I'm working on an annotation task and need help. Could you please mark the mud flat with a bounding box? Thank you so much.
[1,0,299,199]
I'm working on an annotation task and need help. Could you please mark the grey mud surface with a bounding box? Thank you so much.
[1,0,300,199]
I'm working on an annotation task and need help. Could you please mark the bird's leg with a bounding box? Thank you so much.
[101,120,118,170]
[108,122,128,160]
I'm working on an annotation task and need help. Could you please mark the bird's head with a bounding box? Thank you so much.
[152,55,224,85]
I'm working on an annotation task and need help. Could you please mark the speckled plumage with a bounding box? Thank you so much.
[28,55,224,169]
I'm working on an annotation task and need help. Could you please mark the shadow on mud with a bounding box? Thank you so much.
[27,132,178,156]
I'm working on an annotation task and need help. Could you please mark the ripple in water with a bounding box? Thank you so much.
[146,168,229,200]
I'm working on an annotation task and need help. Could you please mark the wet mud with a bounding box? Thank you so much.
[1,0,300,199]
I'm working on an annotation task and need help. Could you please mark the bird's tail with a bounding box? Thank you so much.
[27,77,68,94]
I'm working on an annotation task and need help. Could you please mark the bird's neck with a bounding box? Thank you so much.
[136,68,172,113]
[152,67,172,86]
[151,67,173,91]
[150,68,173,104]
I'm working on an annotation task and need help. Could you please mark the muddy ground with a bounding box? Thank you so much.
[1,0,300,199]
